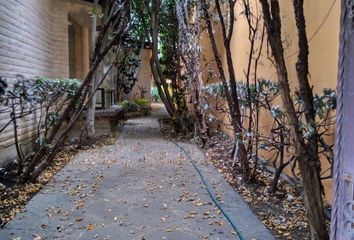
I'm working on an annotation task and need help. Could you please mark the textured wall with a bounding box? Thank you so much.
[0,0,71,164]
[0,0,70,80]
[126,48,153,103]
[201,0,340,203]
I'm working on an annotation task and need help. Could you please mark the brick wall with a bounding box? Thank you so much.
[0,0,72,165]
[126,48,152,103]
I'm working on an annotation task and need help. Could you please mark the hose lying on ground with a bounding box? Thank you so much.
[170,139,246,240]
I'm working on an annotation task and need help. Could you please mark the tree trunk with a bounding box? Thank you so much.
[135,0,178,117]
[201,0,249,180]
[175,0,210,144]
[292,0,328,239]
[150,59,176,116]
[85,0,99,140]
[21,0,131,181]
[259,0,329,238]
[11,99,24,175]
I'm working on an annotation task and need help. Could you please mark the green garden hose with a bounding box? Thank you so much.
[171,140,246,240]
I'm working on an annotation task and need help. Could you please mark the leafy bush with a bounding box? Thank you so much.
[134,98,149,107]
[205,79,336,190]
[0,75,81,175]
[204,82,226,99]
[4,76,80,133]
[120,100,140,113]
[33,77,80,104]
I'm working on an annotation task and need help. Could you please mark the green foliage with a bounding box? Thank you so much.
[126,0,148,49]
[313,88,337,119]
[0,77,7,96]
[206,80,335,120]
[34,77,80,101]
[120,100,140,113]
[205,82,226,99]
[271,106,283,118]
[115,0,148,98]
[159,0,179,80]
[117,54,140,94]
[32,77,80,126]
[0,75,81,168]
[293,88,337,117]
[1,75,80,130]
[205,79,280,106]
[134,98,149,107]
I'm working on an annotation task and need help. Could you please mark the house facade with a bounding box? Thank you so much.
[0,0,153,166]
[0,0,93,166]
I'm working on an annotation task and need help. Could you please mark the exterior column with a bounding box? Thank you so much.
[74,25,83,79]
[81,27,90,78]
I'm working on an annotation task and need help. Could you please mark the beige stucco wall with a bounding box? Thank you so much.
[201,0,340,203]
[228,1,339,91]
[201,0,339,89]
[0,0,92,165]
[200,24,226,84]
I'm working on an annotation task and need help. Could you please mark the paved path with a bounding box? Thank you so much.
[0,104,273,240]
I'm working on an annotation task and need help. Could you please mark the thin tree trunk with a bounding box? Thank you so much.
[135,0,178,117]
[175,0,210,143]
[201,0,249,180]
[269,129,287,193]
[150,59,176,116]
[11,99,24,175]
[259,0,329,238]
[293,0,328,238]
[86,0,99,139]
[21,1,130,181]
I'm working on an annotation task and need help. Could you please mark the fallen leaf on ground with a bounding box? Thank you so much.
[86,224,94,231]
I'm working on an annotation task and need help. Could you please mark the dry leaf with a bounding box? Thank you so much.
[75,218,83,223]
[33,234,41,240]
[86,224,94,231]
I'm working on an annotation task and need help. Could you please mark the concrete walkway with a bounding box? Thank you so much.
[0,104,273,240]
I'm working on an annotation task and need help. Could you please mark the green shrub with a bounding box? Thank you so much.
[134,98,149,107]
[34,77,80,100]
[120,100,140,113]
